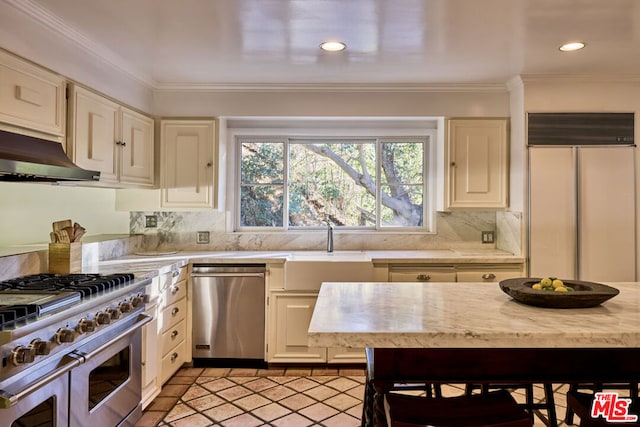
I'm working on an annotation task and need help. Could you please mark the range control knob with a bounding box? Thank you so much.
[106,307,121,320]
[118,301,132,313]
[95,311,111,325]
[54,328,75,344]
[29,338,51,355]
[11,345,36,365]
[76,318,97,333]
[130,294,145,308]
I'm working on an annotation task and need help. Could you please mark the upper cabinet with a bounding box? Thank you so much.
[160,119,215,208]
[445,118,509,209]
[67,84,154,187]
[0,50,66,141]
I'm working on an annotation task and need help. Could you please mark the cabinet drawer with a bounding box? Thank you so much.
[160,340,186,384]
[161,318,186,357]
[159,298,186,333]
[164,278,187,307]
[456,269,522,283]
[389,268,456,282]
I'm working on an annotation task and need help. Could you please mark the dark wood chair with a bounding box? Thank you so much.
[384,389,533,427]
[565,383,639,425]
[566,390,640,427]
[466,383,558,427]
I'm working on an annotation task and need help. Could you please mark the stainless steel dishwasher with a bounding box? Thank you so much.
[191,264,266,366]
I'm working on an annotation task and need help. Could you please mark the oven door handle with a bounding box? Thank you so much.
[0,356,82,408]
[72,314,152,363]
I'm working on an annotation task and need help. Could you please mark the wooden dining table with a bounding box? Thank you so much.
[308,281,640,426]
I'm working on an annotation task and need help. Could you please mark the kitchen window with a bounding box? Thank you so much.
[236,133,432,231]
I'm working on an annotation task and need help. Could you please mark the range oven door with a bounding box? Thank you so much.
[0,356,77,427]
[69,313,150,427]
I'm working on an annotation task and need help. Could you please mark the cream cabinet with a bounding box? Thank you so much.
[0,50,66,140]
[267,291,366,364]
[157,266,189,384]
[160,119,215,208]
[388,263,524,283]
[446,118,508,209]
[67,84,154,186]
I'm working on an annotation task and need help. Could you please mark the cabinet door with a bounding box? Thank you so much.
[120,108,154,185]
[447,119,508,209]
[0,50,66,138]
[68,86,118,182]
[161,120,215,208]
[269,293,326,364]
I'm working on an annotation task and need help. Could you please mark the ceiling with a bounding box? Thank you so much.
[12,0,640,88]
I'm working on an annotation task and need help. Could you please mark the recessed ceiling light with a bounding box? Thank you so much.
[559,41,586,52]
[320,41,347,52]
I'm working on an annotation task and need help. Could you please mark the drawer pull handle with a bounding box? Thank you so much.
[170,285,179,295]
[416,274,431,281]
[171,352,178,362]
[171,330,179,338]
[482,273,496,280]
[172,307,180,316]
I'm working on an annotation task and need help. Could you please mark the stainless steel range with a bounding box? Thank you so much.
[0,272,151,427]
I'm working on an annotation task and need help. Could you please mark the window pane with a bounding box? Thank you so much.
[381,184,423,226]
[289,141,376,226]
[240,185,284,227]
[241,141,284,184]
[380,141,424,227]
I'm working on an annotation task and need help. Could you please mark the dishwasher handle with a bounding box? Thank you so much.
[191,272,265,278]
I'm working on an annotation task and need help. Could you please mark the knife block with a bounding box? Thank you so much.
[49,242,82,274]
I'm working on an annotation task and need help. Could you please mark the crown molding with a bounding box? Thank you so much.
[520,74,640,84]
[4,0,155,88]
[153,82,509,93]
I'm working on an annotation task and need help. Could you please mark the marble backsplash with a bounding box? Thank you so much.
[130,210,523,255]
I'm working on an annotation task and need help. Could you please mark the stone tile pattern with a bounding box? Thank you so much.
[136,367,576,427]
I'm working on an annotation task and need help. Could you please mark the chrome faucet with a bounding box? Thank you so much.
[326,220,334,253]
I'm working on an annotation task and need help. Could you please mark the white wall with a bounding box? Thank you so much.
[0,182,129,246]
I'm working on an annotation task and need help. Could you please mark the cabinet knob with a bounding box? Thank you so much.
[171,352,179,362]
[170,285,180,295]
[482,273,496,280]
[172,307,180,316]
[206,161,213,167]
[171,330,179,339]
[416,274,431,281]
[451,162,456,167]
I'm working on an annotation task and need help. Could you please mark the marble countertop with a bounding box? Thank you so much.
[98,249,523,267]
[308,281,640,349]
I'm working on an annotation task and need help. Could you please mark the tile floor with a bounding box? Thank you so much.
[136,366,580,427]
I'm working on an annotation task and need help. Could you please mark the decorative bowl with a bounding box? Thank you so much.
[499,277,619,308]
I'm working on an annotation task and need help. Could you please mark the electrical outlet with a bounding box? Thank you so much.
[196,231,210,244]
[482,231,495,244]
[145,215,157,228]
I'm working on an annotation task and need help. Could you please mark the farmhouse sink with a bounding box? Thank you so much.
[287,251,371,262]
[285,251,373,291]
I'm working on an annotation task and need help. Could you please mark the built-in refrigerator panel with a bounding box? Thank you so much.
[529,147,577,279]
[577,147,636,281]
[529,146,636,282]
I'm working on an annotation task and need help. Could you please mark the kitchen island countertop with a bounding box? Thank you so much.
[308,281,640,349]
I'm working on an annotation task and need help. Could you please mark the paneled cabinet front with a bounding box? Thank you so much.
[67,85,154,186]
[0,49,66,140]
[160,119,215,208]
[268,292,366,364]
[446,118,509,209]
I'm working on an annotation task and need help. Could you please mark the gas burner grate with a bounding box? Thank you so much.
[0,305,38,331]
[0,273,136,298]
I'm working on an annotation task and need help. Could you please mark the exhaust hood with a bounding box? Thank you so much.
[0,129,100,182]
